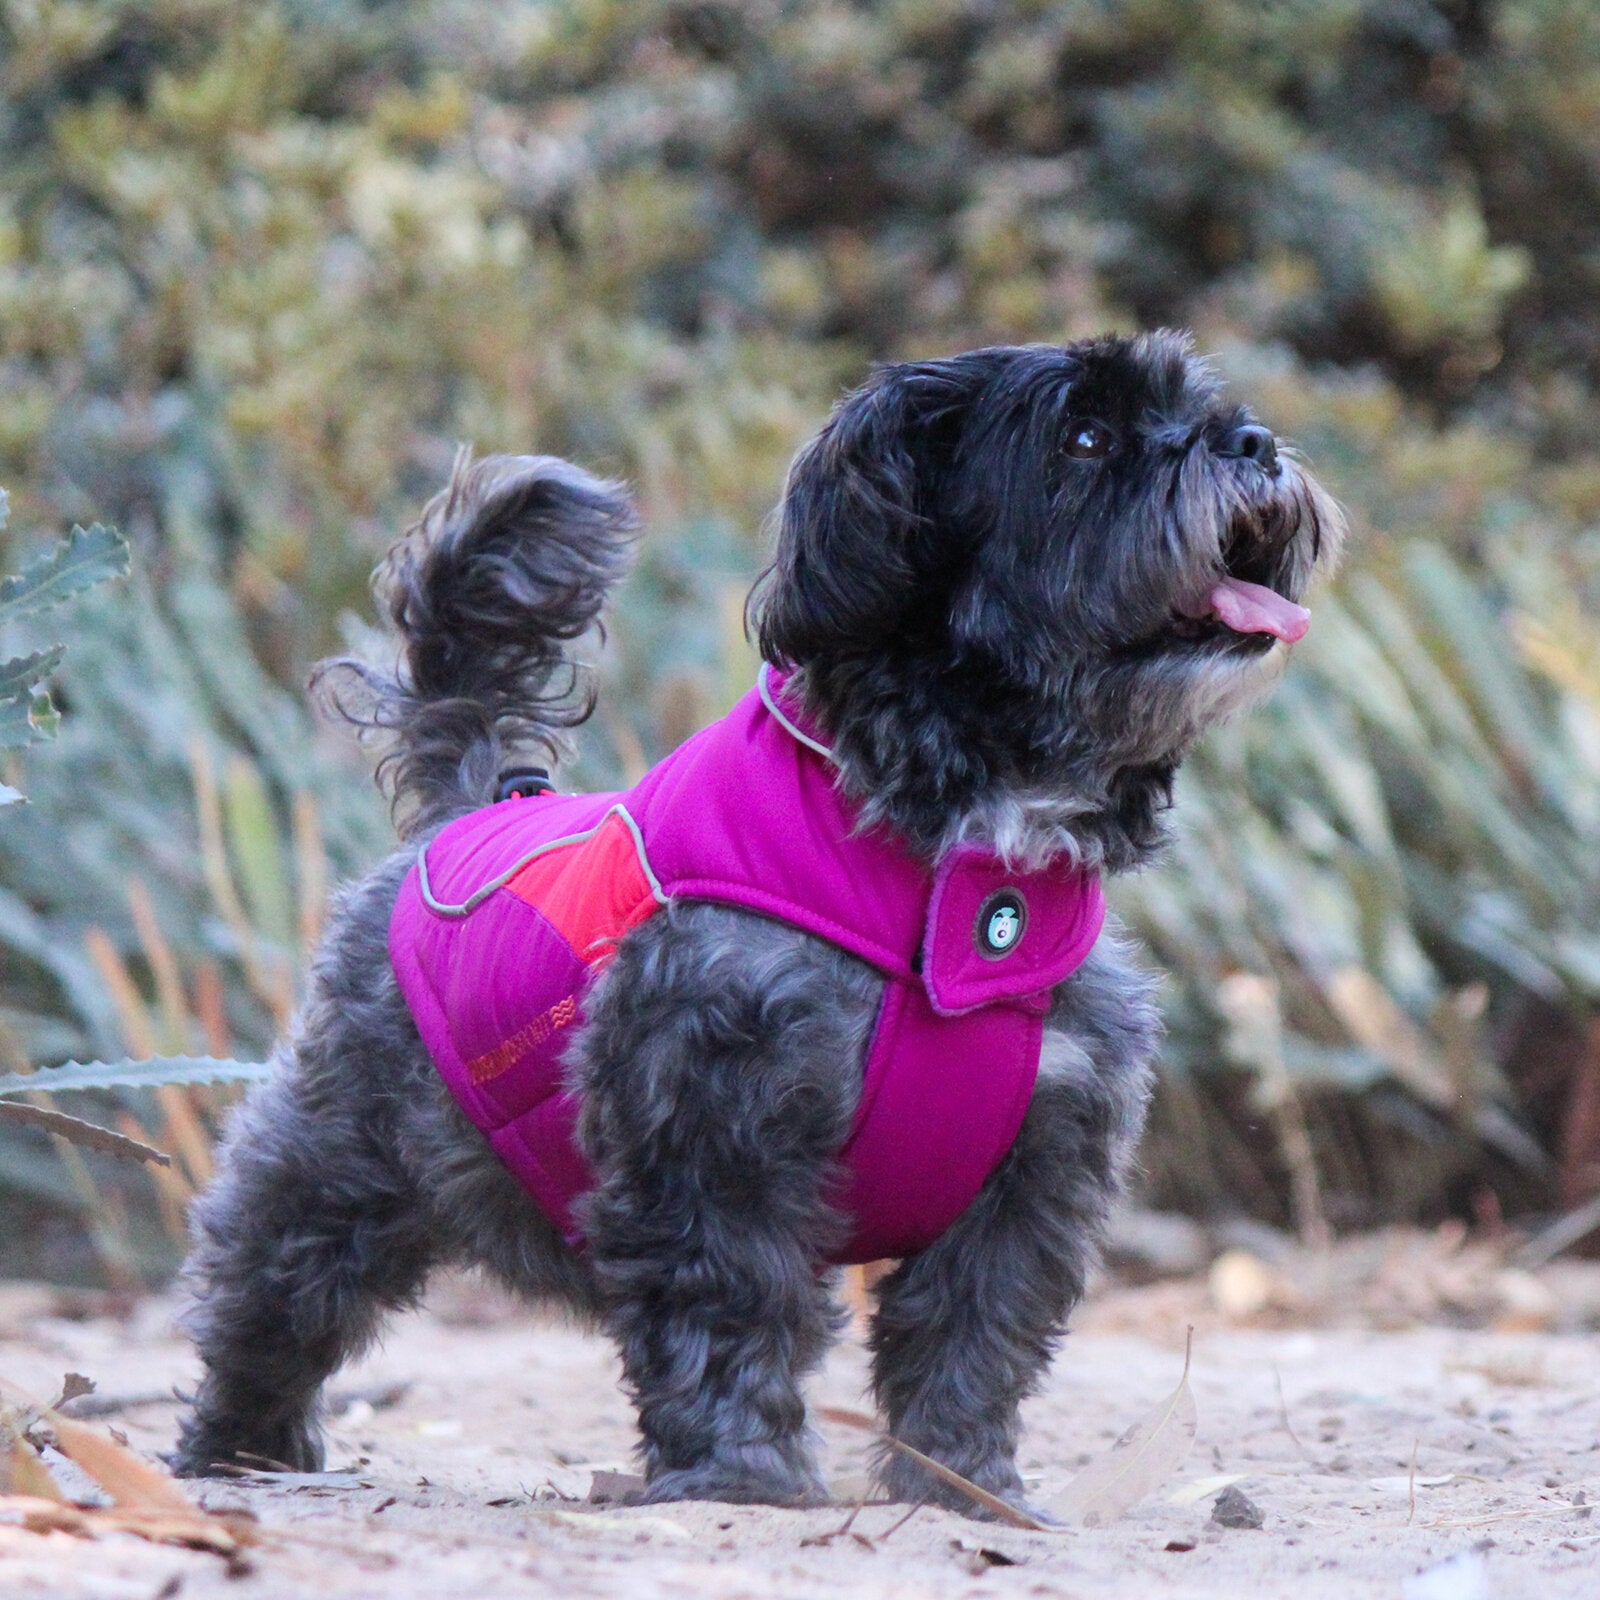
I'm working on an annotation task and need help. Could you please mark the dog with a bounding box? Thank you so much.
[173,331,1342,1514]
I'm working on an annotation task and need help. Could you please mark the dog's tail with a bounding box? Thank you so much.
[317,450,637,837]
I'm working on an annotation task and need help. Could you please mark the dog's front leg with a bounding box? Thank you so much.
[868,934,1158,1515]
[573,904,878,1507]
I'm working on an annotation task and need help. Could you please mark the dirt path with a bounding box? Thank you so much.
[1,1260,1596,1599]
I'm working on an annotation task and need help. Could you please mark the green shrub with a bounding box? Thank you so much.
[2,0,1598,1268]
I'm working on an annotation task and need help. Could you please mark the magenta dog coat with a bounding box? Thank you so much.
[388,667,1107,1264]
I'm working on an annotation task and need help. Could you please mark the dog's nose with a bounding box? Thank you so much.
[1216,423,1279,475]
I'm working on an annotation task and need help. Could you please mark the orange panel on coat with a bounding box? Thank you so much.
[505,810,659,967]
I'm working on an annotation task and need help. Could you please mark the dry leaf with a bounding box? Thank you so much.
[0,1493,92,1534]
[0,1392,63,1503]
[0,1376,251,1557]
[0,1490,246,1555]
[1048,1329,1198,1527]
[215,1468,373,1491]
[0,1101,172,1166]
[587,1469,645,1504]
[816,1406,1055,1532]
[1325,967,1456,1110]
[94,1508,245,1554]
[2,1445,62,1501]
[0,1433,64,1502]
[45,1412,199,1514]
[825,1471,871,1502]
[952,1535,1021,1569]
[1446,1350,1548,1387]
[1487,1270,1557,1334]
[52,1375,95,1410]
[1167,1472,1249,1508]
[537,1507,691,1542]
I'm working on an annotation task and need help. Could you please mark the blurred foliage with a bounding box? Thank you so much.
[0,509,128,800]
[2,0,1600,1272]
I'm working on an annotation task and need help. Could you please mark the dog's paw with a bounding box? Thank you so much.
[169,1416,325,1479]
[878,1449,1039,1521]
[643,1462,831,1509]
[958,1492,1064,1528]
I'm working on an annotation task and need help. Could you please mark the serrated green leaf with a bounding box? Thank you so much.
[0,524,130,625]
[0,1057,271,1099]
[0,690,58,749]
[27,691,58,740]
[0,647,65,700]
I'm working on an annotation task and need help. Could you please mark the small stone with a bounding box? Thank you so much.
[1210,1485,1264,1530]
[1489,1268,1556,1333]
[1208,1250,1298,1319]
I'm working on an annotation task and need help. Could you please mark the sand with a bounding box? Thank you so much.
[0,1254,1595,1600]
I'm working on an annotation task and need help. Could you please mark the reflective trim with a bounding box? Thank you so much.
[757,662,836,763]
[415,803,668,919]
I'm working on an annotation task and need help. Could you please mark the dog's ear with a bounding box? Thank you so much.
[754,364,966,667]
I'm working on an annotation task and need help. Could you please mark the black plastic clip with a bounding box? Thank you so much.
[495,766,554,803]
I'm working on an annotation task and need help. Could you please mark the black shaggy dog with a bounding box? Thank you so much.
[174,332,1342,1514]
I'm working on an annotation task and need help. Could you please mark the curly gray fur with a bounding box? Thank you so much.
[176,335,1339,1516]
[314,450,637,837]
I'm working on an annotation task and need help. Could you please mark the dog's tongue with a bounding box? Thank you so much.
[1205,577,1311,643]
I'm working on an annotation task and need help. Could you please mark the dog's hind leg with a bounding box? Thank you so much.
[573,903,879,1507]
[867,932,1158,1514]
[173,990,441,1477]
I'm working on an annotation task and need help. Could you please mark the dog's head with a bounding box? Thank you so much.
[753,331,1344,868]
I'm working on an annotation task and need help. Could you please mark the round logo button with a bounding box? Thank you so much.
[976,889,1027,959]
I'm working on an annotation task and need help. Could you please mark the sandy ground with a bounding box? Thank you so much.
[0,1247,1597,1600]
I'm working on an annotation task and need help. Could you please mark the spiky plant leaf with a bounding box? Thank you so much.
[0,690,60,750]
[0,1058,271,1100]
[0,647,65,702]
[0,526,130,626]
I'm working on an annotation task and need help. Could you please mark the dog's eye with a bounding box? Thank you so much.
[1063,419,1115,460]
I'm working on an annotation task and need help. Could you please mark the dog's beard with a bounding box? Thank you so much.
[943,648,1286,869]
[1097,450,1340,733]
[937,453,1341,870]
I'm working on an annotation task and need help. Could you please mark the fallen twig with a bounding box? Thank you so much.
[817,1407,1054,1532]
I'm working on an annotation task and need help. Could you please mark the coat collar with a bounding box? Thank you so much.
[755,663,1106,1014]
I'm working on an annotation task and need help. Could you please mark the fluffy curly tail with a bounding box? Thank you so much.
[318,451,637,836]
